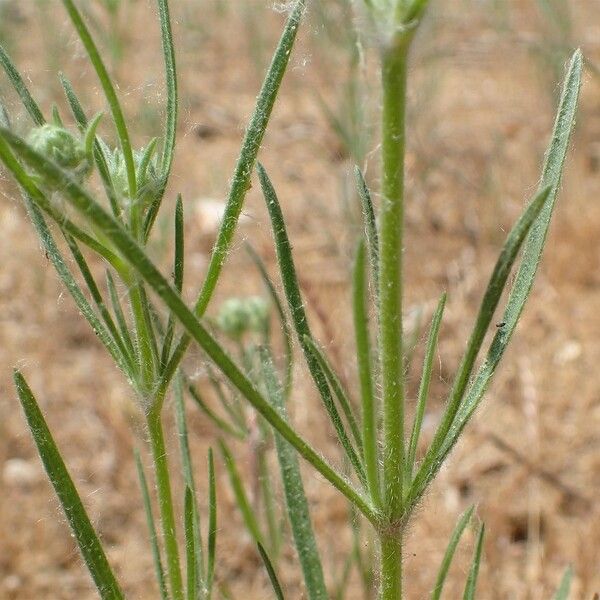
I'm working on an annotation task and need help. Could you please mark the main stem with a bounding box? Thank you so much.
[378,33,411,600]
[147,409,184,600]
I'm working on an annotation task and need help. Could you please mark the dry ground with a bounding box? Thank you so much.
[1,0,600,598]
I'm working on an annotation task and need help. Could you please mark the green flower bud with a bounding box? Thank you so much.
[215,298,249,340]
[215,296,270,340]
[244,296,270,334]
[28,124,89,177]
[107,142,161,206]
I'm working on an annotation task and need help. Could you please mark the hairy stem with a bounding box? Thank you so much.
[379,37,410,522]
[147,409,184,600]
[379,533,402,600]
[378,32,413,600]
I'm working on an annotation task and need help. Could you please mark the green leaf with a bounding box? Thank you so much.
[61,0,137,202]
[304,335,363,456]
[0,99,10,128]
[258,162,367,488]
[135,450,169,600]
[84,112,104,159]
[462,524,485,600]
[175,376,205,590]
[245,243,294,398]
[160,196,185,369]
[184,486,199,600]
[65,235,135,372]
[14,371,124,600]
[554,566,573,600]
[207,448,217,595]
[257,542,285,600]
[353,239,380,508]
[406,292,446,480]
[354,167,379,299]
[260,349,328,600]
[431,506,474,600]
[0,43,45,125]
[173,194,185,293]
[185,377,245,439]
[144,0,178,236]
[219,439,264,545]
[106,270,137,364]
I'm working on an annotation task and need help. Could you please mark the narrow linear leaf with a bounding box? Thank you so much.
[135,450,169,600]
[406,292,446,479]
[258,162,367,488]
[260,350,328,600]
[174,194,185,292]
[144,0,178,235]
[462,524,485,600]
[175,376,205,588]
[257,542,285,600]
[431,506,474,600]
[190,0,306,317]
[0,128,376,523]
[186,378,245,439]
[161,196,184,368]
[65,235,134,371]
[245,243,294,397]
[14,371,124,600]
[304,336,363,455]
[0,99,10,128]
[354,167,379,298]
[106,270,137,363]
[0,43,45,125]
[353,239,380,508]
[184,486,199,600]
[219,439,264,545]
[206,363,248,432]
[61,0,137,199]
[207,448,217,595]
[136,137,158,187]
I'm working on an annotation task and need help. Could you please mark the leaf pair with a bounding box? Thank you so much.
[405,49,583,513]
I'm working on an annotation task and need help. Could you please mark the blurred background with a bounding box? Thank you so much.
[1,0,599,597]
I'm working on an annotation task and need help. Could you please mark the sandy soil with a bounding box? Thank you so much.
[1,0,600,598]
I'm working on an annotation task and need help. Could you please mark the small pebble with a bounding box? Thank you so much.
[3,458,41,488]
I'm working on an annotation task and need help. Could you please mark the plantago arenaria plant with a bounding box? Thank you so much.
[0,0,583,598]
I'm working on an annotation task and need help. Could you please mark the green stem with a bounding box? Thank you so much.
[378,32,413,600]
[379,36,411,522]
[379,533,402,600]
[147,409,184,600]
